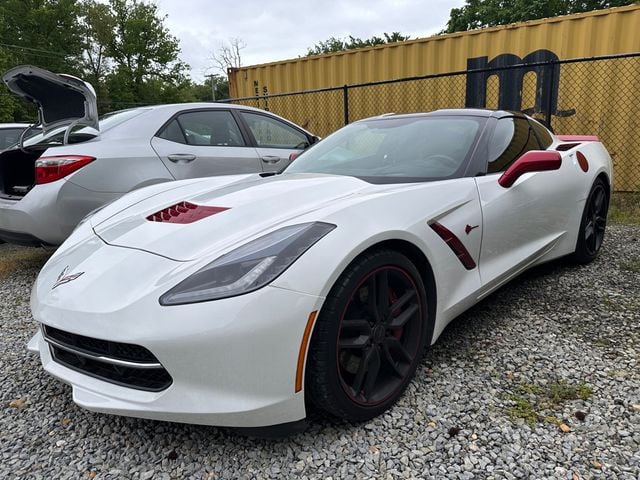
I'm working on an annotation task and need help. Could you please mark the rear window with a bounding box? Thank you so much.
[21,108,149,148]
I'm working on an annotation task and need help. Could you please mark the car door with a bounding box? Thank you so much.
[151,109,262,180]
[236,111,311,173]
[475,116,581,290]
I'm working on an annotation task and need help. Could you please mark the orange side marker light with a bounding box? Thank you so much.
[295,311,318,393]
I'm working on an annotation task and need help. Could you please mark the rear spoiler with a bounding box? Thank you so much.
[556,135,599,142]
[555,135,600,152]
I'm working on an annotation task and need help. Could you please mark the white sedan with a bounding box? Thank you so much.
[29,109,612,433]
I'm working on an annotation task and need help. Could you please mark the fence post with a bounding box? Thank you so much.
[545,62,557,131]
[343,84,349,125]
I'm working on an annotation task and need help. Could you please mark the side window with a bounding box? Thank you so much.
[158,119,186,144]
[529,118,553,149]
[487,118,540,173]
[158,110,245,147]
[239,112,308,149]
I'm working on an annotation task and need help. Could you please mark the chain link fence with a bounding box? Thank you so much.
[225,53,640,192]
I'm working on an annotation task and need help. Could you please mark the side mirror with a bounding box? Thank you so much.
[498,150,562,188]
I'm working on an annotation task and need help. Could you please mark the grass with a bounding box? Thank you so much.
[506,380,593,426]
[0,246,52,279]
[620,257,640,273]
[609,192,640,225]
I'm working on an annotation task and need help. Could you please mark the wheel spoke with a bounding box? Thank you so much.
[390,290,416,315]
[384,336,413,363]
[584,220,594,241]
[362,347,381,400]
[594,189,605,212]
[339,334,370,349]
[341,319,372,331]
[351,349,371,394]
[382,342,404,378]
[595,215,607,232]
[389,303,419,328]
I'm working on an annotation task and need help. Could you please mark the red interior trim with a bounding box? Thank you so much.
[430,222,476,270]
[147,202,229,224]
[556,135,599,142]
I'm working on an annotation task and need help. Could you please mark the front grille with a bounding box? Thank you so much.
[42,325,172,392]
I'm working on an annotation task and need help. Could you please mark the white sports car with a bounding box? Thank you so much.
[29,110,612,432]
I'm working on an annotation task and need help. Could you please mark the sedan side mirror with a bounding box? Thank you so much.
[498,150,562,188]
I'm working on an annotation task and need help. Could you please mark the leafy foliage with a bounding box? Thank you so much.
[306,32,411,56]
[0,0,222,120]
[446,0,638,33]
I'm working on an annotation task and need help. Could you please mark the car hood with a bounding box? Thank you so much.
[2,65,98,135]
[93,173,376,262]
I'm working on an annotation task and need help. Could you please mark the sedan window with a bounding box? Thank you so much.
[159,110,246,147]
[239,112,308,149]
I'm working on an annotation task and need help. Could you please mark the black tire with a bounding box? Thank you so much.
[572,177,609,264]
[306,249,430,422]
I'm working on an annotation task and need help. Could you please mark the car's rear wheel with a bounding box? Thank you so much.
[572,177,609,264]
[306,249,430,421]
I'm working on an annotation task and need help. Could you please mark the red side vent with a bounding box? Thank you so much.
[146,202,229,224]
[556,143,580,152]
[430,222,477,270]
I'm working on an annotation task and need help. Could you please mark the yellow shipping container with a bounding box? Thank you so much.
[229,5,640,190]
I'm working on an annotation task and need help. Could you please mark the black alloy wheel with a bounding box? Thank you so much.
[306,249,431,421]
[573,178,609,263]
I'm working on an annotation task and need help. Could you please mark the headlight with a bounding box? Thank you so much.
[160,222,336,305]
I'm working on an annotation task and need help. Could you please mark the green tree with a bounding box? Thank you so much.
[0,0,85,121]
[101,0,188,109]
[446,0,638,33]
[306,32,411,56]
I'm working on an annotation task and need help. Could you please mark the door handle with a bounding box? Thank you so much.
[168,153,196,163]
[261,155,281,164]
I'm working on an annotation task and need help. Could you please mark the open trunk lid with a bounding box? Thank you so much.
[2,65,99,135]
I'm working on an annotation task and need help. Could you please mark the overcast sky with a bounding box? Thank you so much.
[155,0,466,81]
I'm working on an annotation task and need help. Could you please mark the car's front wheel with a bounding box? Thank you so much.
[306,249,430,421]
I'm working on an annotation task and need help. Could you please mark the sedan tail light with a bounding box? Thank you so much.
[35,155,95,185]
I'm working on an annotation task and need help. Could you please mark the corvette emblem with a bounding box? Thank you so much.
[52,266,84,290]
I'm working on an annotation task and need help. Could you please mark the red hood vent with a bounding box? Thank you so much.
[146,202,229,224]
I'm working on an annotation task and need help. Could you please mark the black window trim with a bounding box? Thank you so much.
[154,107,251,147]
[527,117,553,150]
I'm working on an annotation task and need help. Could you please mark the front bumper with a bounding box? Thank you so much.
[31,272,324,427]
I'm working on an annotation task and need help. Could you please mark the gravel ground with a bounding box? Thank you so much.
[1,226,638,479]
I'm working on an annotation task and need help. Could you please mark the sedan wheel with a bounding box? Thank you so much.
[306,249,430,421]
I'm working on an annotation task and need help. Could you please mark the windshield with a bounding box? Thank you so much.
[285,116,484,183]
[20,108,149,149]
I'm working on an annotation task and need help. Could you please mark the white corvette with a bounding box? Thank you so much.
[29,110,612,432]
